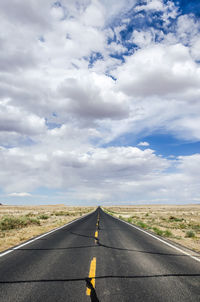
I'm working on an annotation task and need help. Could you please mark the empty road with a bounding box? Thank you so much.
[0,207,200,301]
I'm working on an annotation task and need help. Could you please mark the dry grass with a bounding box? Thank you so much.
[0,204,94,252]
[105,205,200,253]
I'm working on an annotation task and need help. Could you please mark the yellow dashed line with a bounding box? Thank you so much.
[86,257,96,296]
[96,216,99,228]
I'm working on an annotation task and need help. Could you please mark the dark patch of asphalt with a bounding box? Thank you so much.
[0,207,199,302]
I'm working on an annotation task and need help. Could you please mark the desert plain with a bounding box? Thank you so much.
[0,204,199,254]
[105,204,200,253]
[0,204,94,252]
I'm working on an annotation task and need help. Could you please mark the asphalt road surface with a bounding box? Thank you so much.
[0,207,200,302]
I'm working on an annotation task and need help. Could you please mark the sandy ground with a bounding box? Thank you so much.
[105,205,200,253]
[0,205,94,252]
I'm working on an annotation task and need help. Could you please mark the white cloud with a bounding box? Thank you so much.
[8,192,32,197]
[2,142,199,204]
[134,0,178,26]
[191,37,200,61]
[0,0,51,29]
[138,142,150,146]
[115,43,200,97]
[135,0,164,12]
[57,71,129,121]
[0,100,46,136]
[101,0,136,23]
[110,43,200,141]
[80,0,105,27]
[131,30,154,48]
[176,14,200,45]
[107,42,127,55]
[0,144,169,194]
[0,0,200,204]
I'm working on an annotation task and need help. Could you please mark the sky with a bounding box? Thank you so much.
[0,0,200,205]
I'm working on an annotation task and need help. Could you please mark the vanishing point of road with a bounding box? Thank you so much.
[0,207,200,301]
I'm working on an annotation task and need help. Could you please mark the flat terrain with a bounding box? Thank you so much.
[0,208,199,301]
[0,205,94,252]
[105,205,200,252]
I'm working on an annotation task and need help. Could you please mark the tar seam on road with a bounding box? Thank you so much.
[85,277,99,302]
[0,210,95,258]
[106,211,200,263]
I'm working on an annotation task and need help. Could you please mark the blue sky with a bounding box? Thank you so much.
[178,0,200,16]
[0,0,200,205]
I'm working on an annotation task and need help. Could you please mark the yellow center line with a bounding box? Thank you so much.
[86,257,96,296]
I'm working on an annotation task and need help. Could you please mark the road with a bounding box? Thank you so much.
[0,207,199,301]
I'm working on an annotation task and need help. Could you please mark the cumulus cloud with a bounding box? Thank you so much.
[111,43,200,141]
[131,30,154,48]
[0,0,50,28]
[0,144,169,193]
[0,100,46,136]
[58,71,129,121]
[1,142,200,204]
[115,44,200,97]
[0,0,200,204]
[101,0,136,23]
